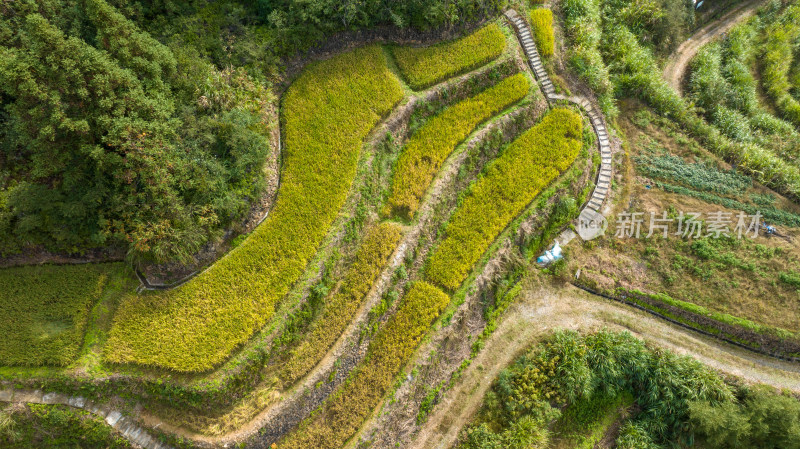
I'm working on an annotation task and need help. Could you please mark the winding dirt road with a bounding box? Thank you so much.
[663,0,767,95]
[407,285,800,449]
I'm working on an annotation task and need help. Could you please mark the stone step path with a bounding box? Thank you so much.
[504,9,613,235]
[0,388,172,449]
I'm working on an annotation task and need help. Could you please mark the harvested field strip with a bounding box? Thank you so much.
[529,8,554,57]
[426,108,583,290]
[392,23,506,90]
[278,281,450,449]
[0,263,126,367]
[384,73,531,219]
[105,45,404,372]
[276,222,403,386]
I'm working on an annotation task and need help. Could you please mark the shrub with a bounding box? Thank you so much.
[392,23,506,90]
[279,281,450,449]
[277,222,403,386]
[105,45,404,372]
[0,263,126,367]
[780,271,800,290]
[384,73,530,219]
[427,108,582,290]
[529,9,555,57]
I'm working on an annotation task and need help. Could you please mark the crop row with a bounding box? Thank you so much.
[384,73,531,220]
[0,263,125,367]
[276,222,403,386]
[604,25,800,200]
[529,9,554,57]
[105,45,405,372]
[426,108,582,290]
[761,4,800,127]
[278,281,450,449]
[392,23,506,90]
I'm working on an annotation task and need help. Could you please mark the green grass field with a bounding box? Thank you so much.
[392,23,506,90]
[105,45,404,372]
[0,263,126,367]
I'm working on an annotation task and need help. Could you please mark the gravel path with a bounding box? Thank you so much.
[408,285,800,449]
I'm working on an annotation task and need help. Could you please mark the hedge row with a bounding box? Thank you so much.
[105,45,404,372]
[529,9,554,57]
[276,222,403,386]
[392,23,506,90]
[384,73,530,220]
[0,263,124,367]
[426,108,582,290]
[278,281,450,449]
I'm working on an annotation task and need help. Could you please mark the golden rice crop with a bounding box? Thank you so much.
[529,9,555,57]
[278,281,450,449]
[392,23,506,90]
[0,263,126,366]
[427,109,582,290]
[384,73,530,220]
[277,222,403,386]
[105,45,404,372]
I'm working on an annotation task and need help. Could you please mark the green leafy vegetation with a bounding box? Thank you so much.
[276,222,403,386]
[279,281,450,449]
[105,45,404,372]
[0,0,274,263]
[392,23,506,90]
[460,330,800,449]
[384,73,530,219]
[529,9,554,57]
[427,108,582,290]
[0,404,131,448]
[0,263,127,367]
[761,3,800,127]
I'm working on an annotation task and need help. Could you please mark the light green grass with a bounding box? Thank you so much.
[392,23,506,90]
[384,73,530,219]
[427,108,582,290]
[0,263,125,367]
[105,45,404,372]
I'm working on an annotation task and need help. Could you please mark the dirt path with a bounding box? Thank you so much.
[408,284,800,449]
[663,0,766,95]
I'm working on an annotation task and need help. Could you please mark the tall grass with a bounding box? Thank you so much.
[278,281,450,449]
[0,263,126,366]
[392,23,507,90]
[529,9,555,57]
[426,109,582,290]
[384,73,530,220]
[106,45,404,372]
[761,4,800,127]
[276,222,402,386]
